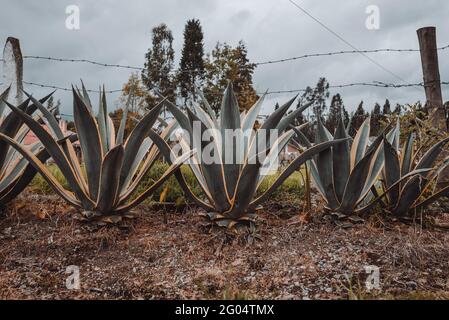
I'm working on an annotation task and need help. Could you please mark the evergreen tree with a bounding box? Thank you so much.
[383,99,391,116]
[349,101,368,136]
[325,93,344,134]
[178,19,205,106]
[203,41,258,114]
[370,103,382,136]
[142,24,175,107]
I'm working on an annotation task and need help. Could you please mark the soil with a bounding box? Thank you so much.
[1,192,449,300]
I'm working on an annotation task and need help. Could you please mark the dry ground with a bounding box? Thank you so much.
[1,192,449,300]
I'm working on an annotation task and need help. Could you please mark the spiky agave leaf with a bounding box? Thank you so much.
[156,83,345,227]
[1,87,189,219]
[0,89,60,208]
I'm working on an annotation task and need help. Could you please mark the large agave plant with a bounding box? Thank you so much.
[360,132,449,217]
[0,86,193,220]
[0,87,56,211]
[159,83,346,227]
[294,114,400,215]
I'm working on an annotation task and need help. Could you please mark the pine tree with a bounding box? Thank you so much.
[298,78,330,122]
[178,19,205,107]
[370,103,382,136]
[325,93,344,134]
[349,101,368,136]
[383,99,391,116]
[203,41,258,114]
[142,24,175,107]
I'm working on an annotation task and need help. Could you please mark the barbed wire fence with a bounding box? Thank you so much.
[2,35,448,119]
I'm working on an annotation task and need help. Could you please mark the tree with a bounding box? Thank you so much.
[119,72,148,114]
[325,93,344,134]
[383,99,391,116]
[203,41,258,114]
[299,78,330,120]
[349,101,369,136]
[47,96,54,109]
[178,19,205,106]
[142,24,175,106]
[370,103,382,136]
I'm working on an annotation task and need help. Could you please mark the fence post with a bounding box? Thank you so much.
[417,27,446,131]
[2,37,23,105]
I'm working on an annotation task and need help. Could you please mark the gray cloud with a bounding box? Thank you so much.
[1,0,449,116]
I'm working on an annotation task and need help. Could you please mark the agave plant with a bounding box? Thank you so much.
[359,132,449,217]
[294,114,400,216]
[0,87,57,211]
[157,83,346,227]
[0,86,194,221]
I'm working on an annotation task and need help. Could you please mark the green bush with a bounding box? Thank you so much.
[29,161,304,205]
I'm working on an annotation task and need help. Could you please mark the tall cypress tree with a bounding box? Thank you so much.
[370,103,382,136]
[142,24,175,107]
[326,93,344,134]
[349,101,368,136]
[178,19,205,106]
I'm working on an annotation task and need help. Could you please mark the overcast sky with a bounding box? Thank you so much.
[1,0,449,117]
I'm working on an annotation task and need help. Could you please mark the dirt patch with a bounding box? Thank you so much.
[1,194,449,300]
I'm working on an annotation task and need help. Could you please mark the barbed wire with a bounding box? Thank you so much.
[255,44,449,66]
[20,43,449,74]
[19,79,449,96]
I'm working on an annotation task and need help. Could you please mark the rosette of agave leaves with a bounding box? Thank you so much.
[159,83,347,227]
[295,111,449,218]
[0,85,194,222]
[0,87,57,211]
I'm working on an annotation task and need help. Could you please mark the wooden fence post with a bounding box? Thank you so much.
[2,37,23,105]
[417,27,446,131]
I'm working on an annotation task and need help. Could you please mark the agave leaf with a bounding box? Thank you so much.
[392,175,422,216]
[251,139,348,208]
[242,92,265,135]
[73,88,103,203]
[5,99,92,207]
[162,99,192,136]
[416,137,449,171]
[400,133,415,176]
[383,139,401,205]
[95,145,125,213]
[107,114,116,149]
[0,87,11,119]
[119,102,163,190]
[23,91,64,139]
[0,133,81,207]
[350,117,370,169]
[257,129,296,187]
[315,116,339,209]
[197,89,217,125]
[0,98,31,167]
[276,101,312,133]
[360,133,386,197]
[333,115,350,202]
[339,147,377,213]
[97,88,109,153]
[80,80,93,112]
[0,147,51,205]
[0,142,42,193]
[219,83,243,198]
[115,150,195,213]
[354,168,432,214]
[187,108,231,212]
[226,154,263,220]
